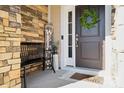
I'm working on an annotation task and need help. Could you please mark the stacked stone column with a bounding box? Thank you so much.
[0,6,21,88]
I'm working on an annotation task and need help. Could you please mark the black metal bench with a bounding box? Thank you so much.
[20,42,45,88]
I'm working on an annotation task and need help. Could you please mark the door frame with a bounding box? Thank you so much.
[60,5,76,68]
[60,5,112,71]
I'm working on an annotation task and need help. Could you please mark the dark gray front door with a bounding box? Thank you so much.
[76,6,105,69]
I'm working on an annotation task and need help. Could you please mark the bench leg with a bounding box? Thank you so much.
[51,65,55,73]
[23,67,27,88]
[51,54,55,73]
[43,59,45,71]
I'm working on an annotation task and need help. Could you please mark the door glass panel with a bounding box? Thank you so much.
[68,11,72,22]
[68,47,72,57]
[68,35,72,46]
[68,11,72,58]
[68,24,72,34]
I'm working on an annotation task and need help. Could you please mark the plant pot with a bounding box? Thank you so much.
[53,54,59,71]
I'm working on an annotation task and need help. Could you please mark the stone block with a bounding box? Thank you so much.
[0,33,9,37]
[38,21,44,28]
[13,83,21,88]
[0,74,4,85]
[6,46,20,52]
[5,27,16,32]
[0,61,7,67]
[0,74,3,77]
[0,66,11,74]
[0,18,3,25]
[16,28,21,34]
[32,18,38,24]
[21,37,26,42]
[0,53,12,60]
[0,61,3,67]
[9,21,21,28]
[22,31,39,37]
[0,10,9,19]
[8,58,21,65]
[16,78,21,84]
[42,13,48,21]
[13,42,20,46]
[0,41,10,46]
[10,6,20,13]
[0,82,9,88]
[6,37,21,41]
[3,18,9,27]
[10,80,16,87]
[9,34,22,38]
[0,6,10,12]
[0,25,4,32]
[4,76,9,83]
[9,69,20,80]
[6,47,13,52]
[0,47,6,53]
[38,30,44,35]
[13,52,20,58]
[13,47,20,52]
[4,72,9,76]
[0,37,6,40]
[9,12,16,22]
[16,13,21,23]
[12,64,20,70]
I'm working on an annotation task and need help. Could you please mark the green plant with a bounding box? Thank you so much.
[80,9,100,29]
[52,41,59,54]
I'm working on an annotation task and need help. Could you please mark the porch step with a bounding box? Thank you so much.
[63,66,105,76]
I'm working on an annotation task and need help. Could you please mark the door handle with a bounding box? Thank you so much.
[75,38,78,47]
[75,34,79,47]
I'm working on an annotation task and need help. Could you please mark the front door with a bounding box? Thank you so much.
[76,5,105,69]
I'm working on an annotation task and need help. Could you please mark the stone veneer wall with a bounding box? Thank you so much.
[0,6,21,88]
[21,5,47,43]
[21,5,48,73]
[0,5,48,88]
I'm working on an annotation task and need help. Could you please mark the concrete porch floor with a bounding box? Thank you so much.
[26,70,76,88]
[24,69,116,88]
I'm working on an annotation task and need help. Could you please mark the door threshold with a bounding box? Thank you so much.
[63,66,105,76]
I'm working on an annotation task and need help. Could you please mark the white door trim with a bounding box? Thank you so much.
[60,5,75,68]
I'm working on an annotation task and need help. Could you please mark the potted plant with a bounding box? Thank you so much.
[52,41,59,70]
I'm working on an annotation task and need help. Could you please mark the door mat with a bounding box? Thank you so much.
[70,73,104,84]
